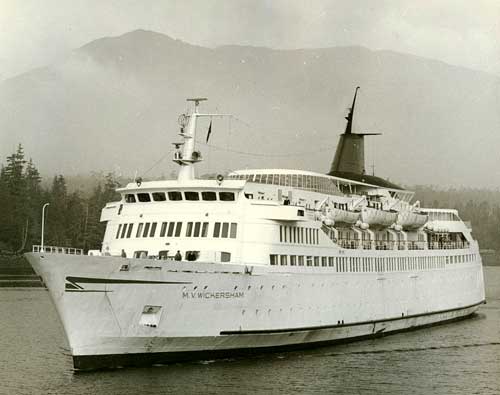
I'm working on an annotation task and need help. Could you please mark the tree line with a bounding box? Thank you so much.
[1,144,499,254]
[0,144,120,254]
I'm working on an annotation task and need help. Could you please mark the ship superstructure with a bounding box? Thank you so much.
[26,92,485,370]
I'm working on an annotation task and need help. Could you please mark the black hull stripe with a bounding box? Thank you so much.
[72,310,480,371]
[65,276,192,285]
[220,300,485,335]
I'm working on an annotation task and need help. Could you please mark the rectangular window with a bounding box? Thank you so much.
[168,191,183,201]
[125,194,136,203]
[290,256,297,266]
[284,226,288,243]
[160,222,168,237]
[300,228,304,243]
[314,256,320,267]
[221,222,229,238]
[280,255,288,266]
[288,227,292,243]
[298,256,304,266]
[201,191,217,201]
[213,222,221,237]
[137,193,151,202]
[221,252,231,262]
[280,226,283,242]
[143,223,150,237]
[306,256,313,266]
[219,192,235,201]
[305,229,309,244]
[328,257,334,267]
[136,223,144,238]
[193,222,201,237]
[149,222,157,237]
[121,223,128,238]
[152,192,166,201]
[201,222,208,237]
[321,257,328,267]
[184,191,199,201]
[230,223,237,238]
[116,224,122,239]
[174,222,182,237]
[270,254,278,265]
[126,224,134,238]
[167,222,175,237]
[186,222,193,237]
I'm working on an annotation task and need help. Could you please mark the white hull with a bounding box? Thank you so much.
[26,250,485,370]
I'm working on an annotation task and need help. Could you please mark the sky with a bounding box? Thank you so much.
[1,0,499,81]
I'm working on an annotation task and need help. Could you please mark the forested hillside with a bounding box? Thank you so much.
[0,145,120,254]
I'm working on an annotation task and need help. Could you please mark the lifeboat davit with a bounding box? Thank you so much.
[397,211,428,230]
[360,207,398,228]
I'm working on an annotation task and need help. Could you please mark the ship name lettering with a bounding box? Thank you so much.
[182,291,245,299]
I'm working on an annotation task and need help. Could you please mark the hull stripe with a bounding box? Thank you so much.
[220,300,485,335]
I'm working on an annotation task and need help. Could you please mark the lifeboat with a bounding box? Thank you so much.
[326,207,360,224]
[397,211,428,230]
[360,207,398,228]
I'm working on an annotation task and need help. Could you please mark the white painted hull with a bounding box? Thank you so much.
[26,251,485,370]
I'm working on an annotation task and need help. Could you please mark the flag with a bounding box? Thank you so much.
[206,120,212,143]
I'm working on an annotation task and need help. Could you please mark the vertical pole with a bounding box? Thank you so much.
[41,203,50,253]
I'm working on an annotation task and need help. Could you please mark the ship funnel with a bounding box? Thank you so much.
[329,87,380,175]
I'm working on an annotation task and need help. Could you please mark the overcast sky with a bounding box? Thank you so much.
[1,0,499,81]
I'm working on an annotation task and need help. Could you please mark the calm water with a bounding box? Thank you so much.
[1,267,499,395]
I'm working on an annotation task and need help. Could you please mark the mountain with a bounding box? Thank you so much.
[1,29,499,187]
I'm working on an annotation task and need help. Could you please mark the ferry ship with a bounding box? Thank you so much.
[26,91,485,371]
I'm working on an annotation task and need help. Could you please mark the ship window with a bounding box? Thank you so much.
[202,191,217,201]
[306,256,313,266]
[185,191,199,201]
[280,255,288,266]
[138,193,151,202]
[150,222,157,237]
[270,254,278,265]
[174,222,182,237]
[314,257,320,267]
[126,224,134,238]
[290,255,297,266]
[279,226,283,242]
[116,224,122,239]
[152,192,166,202]
[219,192,235,201]
[328,257,334,267]
[230,223,237,238]
[221,223,229,238]
[125,194,136,203]
[121,224,128,238]
[193,222,201,237]
[321,257,328,267]
[186,222,193,237]
[158,250,169,260]
[221,252,231,262]
[167,222,175,237]
[213,222,221,237]
[168,191,183,201]
[160,222,167,237]
[136,223,144,237]
[143,223,151,237]
[201,222,208,237]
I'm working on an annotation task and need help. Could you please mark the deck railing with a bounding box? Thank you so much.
[32,245,84,255]
[336,239,469,251]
